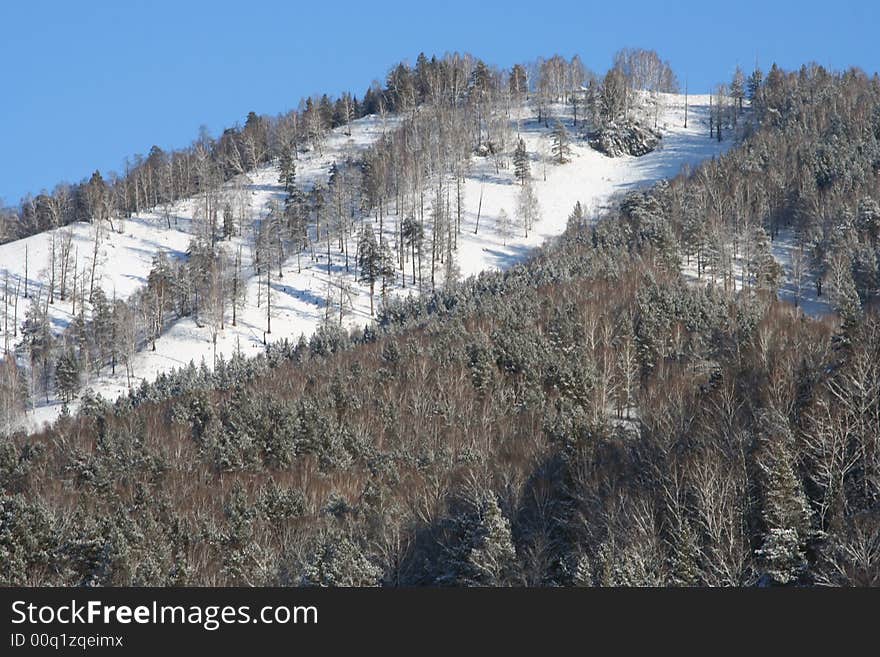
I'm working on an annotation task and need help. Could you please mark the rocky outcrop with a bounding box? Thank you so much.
[588,122,661,157]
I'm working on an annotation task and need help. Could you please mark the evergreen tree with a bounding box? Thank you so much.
[414,52,431,103]
[21,297,54,402]
[666,513,703,586]
[55,349,81,404]
[513,138,530,185]
[599,67,629,125]
[83,170,110,226]
[827,253,862,331]
[567,201,587,231]
[749,226,783,292]
[300,533,382,587]
[469,60,494,97]
[378,238,396,306]
[747,67,763,104]
[438,491,520,586]
[317,95,334,131]
[764,64,785,108]
[681,204,707,275]
[222,202,235,239]
[278,148,297,195]
[551,120,571,164]
[146,253,174,350]
[385,63,415,113]
[90,287,113,370]
[464,495,518,586]
[754,411,813,585]
[358,227,381,316]
[509,64,528,98]
[401,216,424,287]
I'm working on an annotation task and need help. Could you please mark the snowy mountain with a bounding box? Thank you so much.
[4,53,879,591]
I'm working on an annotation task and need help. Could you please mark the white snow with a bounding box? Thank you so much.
[453,93,731,277]
[770,227,834,318]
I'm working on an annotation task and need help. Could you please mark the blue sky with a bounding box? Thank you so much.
[1,0,878,205]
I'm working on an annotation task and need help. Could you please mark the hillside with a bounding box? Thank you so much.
[3,91,733,433]
[1,113,399,431]
[2,56,879,589]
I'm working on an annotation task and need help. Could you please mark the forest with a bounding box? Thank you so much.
[1,51,879,586]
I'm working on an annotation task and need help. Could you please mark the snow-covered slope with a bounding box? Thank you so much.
[1,114,397,429]
[2,94,750,432]
[455,93,730,277]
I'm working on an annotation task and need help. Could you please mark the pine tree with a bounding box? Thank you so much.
[566,201,586,231]
[386,63,415,114]
[599,67,629,125]
[358,227,381,316]
[513,138,530,185]
[414,52,431,103]
[222,202,235,239]
[469,60,493,96]
[681,205,707,276]
[146,253,174,351]
[300,533,382,587]
[55,349,81,404]
[827,252,862,332]
[551,120,571,164]
[401,216,424,287]
[747,67,763,105]
[764,63,785,108]
[439,491,520,586]
[90,287,112,365]
[22,297,54,402]
[509,64,528,98]
[378,238,396,306]
[84,170,110,227]
[749,226,783,292]
[570,553,593,586]
[464,495,518,586]
[754,410,813,585]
